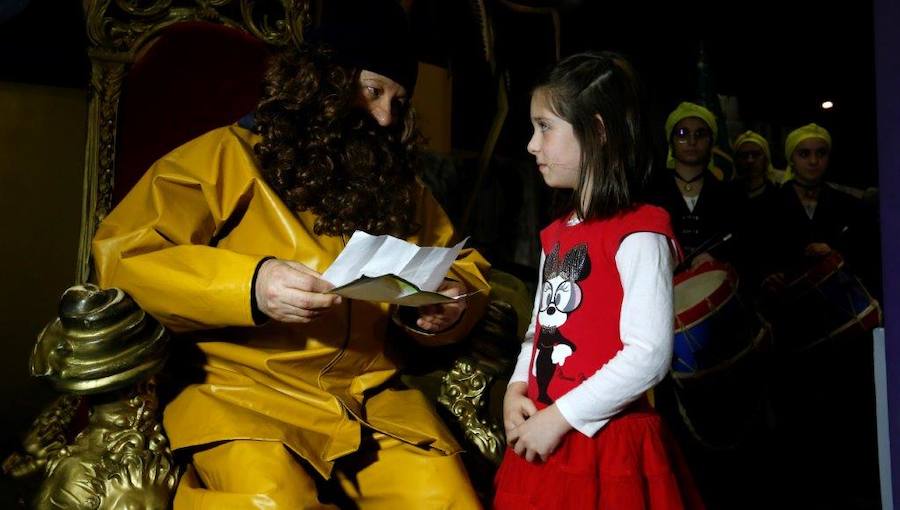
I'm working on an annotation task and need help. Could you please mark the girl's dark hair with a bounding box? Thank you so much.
[534,51,653,220]
[253,44,421,238]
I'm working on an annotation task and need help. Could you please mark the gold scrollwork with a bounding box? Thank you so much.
[86,0,307,53]
[78,59,125,282]
[114,0,175,18]
[4,387,178,510]
[439,358,506,465]
[2,395,83,480]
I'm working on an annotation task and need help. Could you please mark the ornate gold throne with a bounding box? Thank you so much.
[3,0,531,507]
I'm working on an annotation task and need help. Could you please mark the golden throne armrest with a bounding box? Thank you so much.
[4,285,177,509]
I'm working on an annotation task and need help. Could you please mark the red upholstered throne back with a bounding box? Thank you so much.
[113,21,271,205]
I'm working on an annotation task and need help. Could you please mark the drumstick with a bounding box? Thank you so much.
[675,232,733,273]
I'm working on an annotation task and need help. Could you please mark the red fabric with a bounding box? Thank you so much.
[114,21,271,205]
[493,402,705,510]
[527,205,674,404]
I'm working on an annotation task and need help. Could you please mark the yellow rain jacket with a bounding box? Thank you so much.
[92,124,491,478]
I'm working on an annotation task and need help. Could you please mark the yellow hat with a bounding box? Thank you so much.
[733,130,769,159]
[733,130,783,184]
[665,102,717,170]
[785,123,832,164]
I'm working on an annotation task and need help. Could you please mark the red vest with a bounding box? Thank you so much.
[527,205,675,405]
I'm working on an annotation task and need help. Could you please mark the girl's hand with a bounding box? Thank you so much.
[416,279,467,332]
[507,404,572,463]
[502,382,536,441]
[255,259,342,323]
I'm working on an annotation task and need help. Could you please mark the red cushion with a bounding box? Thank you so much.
[114,21,271,204]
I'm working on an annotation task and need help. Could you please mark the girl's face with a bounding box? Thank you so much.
[791,138,830,184]
[527,89,582,190]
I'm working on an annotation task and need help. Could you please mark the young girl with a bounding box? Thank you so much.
[493,52,704,510]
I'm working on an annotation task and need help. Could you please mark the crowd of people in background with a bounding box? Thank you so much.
[647,101,882,509]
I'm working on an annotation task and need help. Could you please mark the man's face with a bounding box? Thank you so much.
[355,70,408,127]
[671,117,713,166]
[735,141,768,179]
[791,138,830,184]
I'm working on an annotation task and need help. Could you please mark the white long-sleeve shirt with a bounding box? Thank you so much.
[509,231,675,437]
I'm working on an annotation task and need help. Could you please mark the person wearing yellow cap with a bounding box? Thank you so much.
[91,0,490,507]
[761,122,881,509]
[646,101,746,271]
[767,123,864,267]
[730,130,783,292]
[783,122,833,220]
[760,122,877,294]
[733,130,781,199]
[646,105,758,509]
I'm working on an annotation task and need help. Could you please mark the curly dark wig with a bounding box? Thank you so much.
[253,44,421,238]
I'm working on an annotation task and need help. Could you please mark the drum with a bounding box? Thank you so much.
[672,262,768,379]
[775,251,881,352]
[667,261,772,450]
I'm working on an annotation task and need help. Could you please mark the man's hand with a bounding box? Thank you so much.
[254,259,341,323]
[507,404,572,463]
[503,382,537,442]
[416,279,467,332]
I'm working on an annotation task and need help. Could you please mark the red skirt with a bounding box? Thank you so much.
[493,406,704,510]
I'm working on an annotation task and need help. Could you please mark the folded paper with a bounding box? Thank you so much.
[322,231,473,305]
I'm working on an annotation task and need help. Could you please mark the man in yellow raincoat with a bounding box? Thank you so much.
[91,1,490,507]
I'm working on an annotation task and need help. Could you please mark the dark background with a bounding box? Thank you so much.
[0,1,877,186]
[409,0,878,187]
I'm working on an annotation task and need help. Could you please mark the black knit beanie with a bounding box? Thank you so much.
[308,0,418,95]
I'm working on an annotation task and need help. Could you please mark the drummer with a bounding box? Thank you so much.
[761,122,882,509]
[645,102,747,272]
[732,130,782,291]
[762,123,871,290]
[646,102,757,507]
